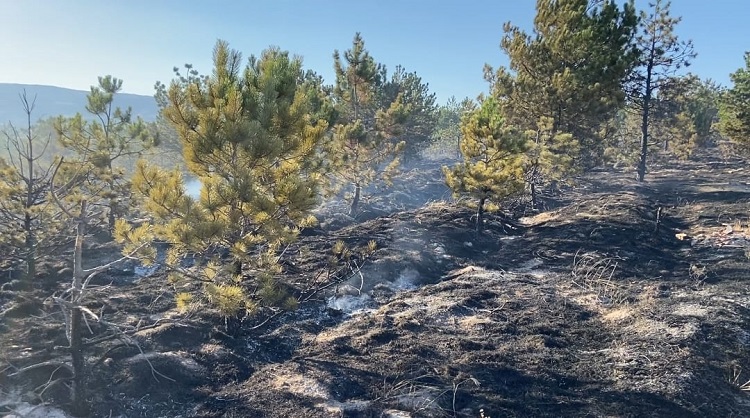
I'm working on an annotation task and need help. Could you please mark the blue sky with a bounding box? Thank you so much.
[1,1,747,104]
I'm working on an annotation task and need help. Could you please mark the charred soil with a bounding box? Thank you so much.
[2,149,750,417]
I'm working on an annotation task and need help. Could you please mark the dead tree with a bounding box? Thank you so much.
[8,158,163,416]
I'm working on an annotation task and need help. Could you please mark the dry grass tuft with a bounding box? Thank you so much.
[571,250,628,305]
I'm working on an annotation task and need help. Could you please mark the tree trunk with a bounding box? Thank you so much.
[638,53,655,183]
[22,213,35,288]
[349,182,361,216]
[74,201,85,288]
[232,259,242,276]
[70,200,89,416]
[23,120,36,287]
[638,91,650,182]
[476,197,486,233]
[69,307,87,416]
[107,164,117,235]
[108,201,116,234]
[529,155,539,212]
[107,167,117,236]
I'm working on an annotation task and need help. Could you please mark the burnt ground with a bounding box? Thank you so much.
[3,148,750,417]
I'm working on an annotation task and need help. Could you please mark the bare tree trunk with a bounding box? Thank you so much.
[108,202,116,235]
[22,96,37,287]
[23,212,35,287]
[349,182,361,216]
[73,201,85,288]
[70,200,88,416]
[529,155,539,211]
[69,307,86,416]
[232,259,242,276]
[476,196,486,233]
[638,93,650,182]
[638,53,655,183]
[107,167,117,235]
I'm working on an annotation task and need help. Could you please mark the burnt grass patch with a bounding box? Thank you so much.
[2,149,750,417]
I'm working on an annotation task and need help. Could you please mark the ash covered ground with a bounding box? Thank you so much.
[2,150,750,417]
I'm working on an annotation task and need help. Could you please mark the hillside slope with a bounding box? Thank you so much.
[0,83,158,126]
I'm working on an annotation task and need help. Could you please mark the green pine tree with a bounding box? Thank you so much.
[443,97,527,232]
[54,76,158,232]
[45,147,156,416]
[327,33,409,216]
[683,77,722,145]
[429,96,476,159]
[603,106,642,168]
[0,92,65,285]
[718,52,750,151]
[122,40,328,318]
[649,75,714,160]
[380,65,438,161]
[523,116,579,210]
[490,0,638,166]
[631,0,695,181]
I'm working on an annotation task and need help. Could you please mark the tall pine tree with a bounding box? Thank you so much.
[380,65,438,162]
[523,116,579,210]
[630,0,695,181]
[123,41,328,318]
[490,0,638,166]
[54,76,158,232]
[430,96,476,159]
[443,97,527,232]
[718,52,750,151]
[327,33,409,216]
[0,92,63,284]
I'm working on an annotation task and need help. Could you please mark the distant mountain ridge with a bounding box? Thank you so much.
[0,83,159,127]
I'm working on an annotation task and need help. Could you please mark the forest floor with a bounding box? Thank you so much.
[2,149,750,417]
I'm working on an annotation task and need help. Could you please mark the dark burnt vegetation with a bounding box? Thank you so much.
[3,147,750,417]
[3,1,750,416]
